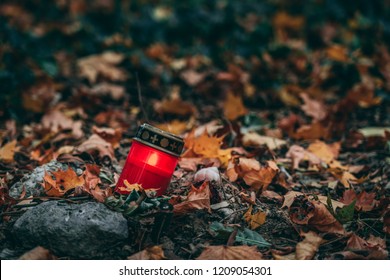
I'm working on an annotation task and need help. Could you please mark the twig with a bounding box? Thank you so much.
[136,72,149,123]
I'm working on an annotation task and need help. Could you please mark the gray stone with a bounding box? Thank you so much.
[9,161,69,199]
[13,201,128,259]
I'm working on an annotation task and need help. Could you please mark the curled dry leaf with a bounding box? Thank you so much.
[19,246,56,260]
[289,196,345,234]
[286,145,321,169]
[81,164,112,202]
[295,231,323,260]
[346,233,388,260]
[41,108,84,139]
[173,181,211,214]
[127,246,165,260]
[75,134,115,160]
[196,245,262,260]
[178,157,220,172]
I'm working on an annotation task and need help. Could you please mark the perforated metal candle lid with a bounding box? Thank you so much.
[133,123,184,157]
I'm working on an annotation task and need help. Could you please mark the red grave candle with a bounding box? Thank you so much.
[115,123,184,196]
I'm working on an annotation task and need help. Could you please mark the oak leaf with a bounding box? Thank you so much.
[196,245,262,260]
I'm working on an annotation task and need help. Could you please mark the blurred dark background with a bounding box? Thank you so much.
[1,0,390,123]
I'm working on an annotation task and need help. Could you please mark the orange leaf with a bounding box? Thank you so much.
[0,140,17,163]
[244,205,267,230]
[223,91,248,121]
[173,181,211,214]
[43,168,85,197]
[196,245,263,260]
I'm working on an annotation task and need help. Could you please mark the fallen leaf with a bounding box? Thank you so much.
[43,168,85,197]
[173,181,211,214]
[329,169,358,189]
[306,140,341,164]
[326,45,349,62]
[154,88,196,116]
[41,108,84,139]
[127,246,165,260]
[155,120,190,135]
[196,245,262,260]
[286,145,321,169]
[80,164,112,202]
[178,157,220,172]
[77,51,127,83]
[293,122,330,140]
[0,140,17,163]
[22,82,60,113]
[223,91,248,121]
[75,134,115,160]
[244,205,267,230]
[290,196,345,234]
[88,83,125,100]
[295,231,323,260]
[242,132,287,150]
[300,92,327,121]
[92,126,122,149]
[180,69,206,86]
[346,233,388,259]
[19,246,56,260]
[341,190,377,212]
[282,191,304,209]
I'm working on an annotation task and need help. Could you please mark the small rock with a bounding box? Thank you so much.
[9,160,78,199]
[13,201,128,259]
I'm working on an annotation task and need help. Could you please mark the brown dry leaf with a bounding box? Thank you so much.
[22,82,60,113]
[196,245,262,260]
[285,145,321,169]
[0,140,17,163]
[43,168,85,197]
[173,181,211,214]
[346,84,382,108]
[295,231,323,260]
[243,162,278,192]
[346,233,388,259]
[300,92,327,121]
[242,132,286,150]
[81,164,112,202]
[41,108,84,139]
[77,51,127,84]
[326,45,349,62]
[244,205,267,230]
[19,246,56,260]
[92,126,122,149]
[341,189,378,212]
[223,91,248,121]
[282,191,304,209]
[116,180,144,194]
[75,134,115,160]
[127,246,166,260]
[293,122,330,140]
[290,197,345,234]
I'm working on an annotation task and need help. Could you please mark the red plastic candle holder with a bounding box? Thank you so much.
[115,123,184,196]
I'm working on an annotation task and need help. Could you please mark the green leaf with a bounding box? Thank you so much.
[236,228,271,248]
[335,200,356,224]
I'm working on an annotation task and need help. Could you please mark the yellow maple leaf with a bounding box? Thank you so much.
[244,205,267,230]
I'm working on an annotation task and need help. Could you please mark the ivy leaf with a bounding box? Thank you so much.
[335,200,356,224]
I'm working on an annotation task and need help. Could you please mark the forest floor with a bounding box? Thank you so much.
[0,0,389,260]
